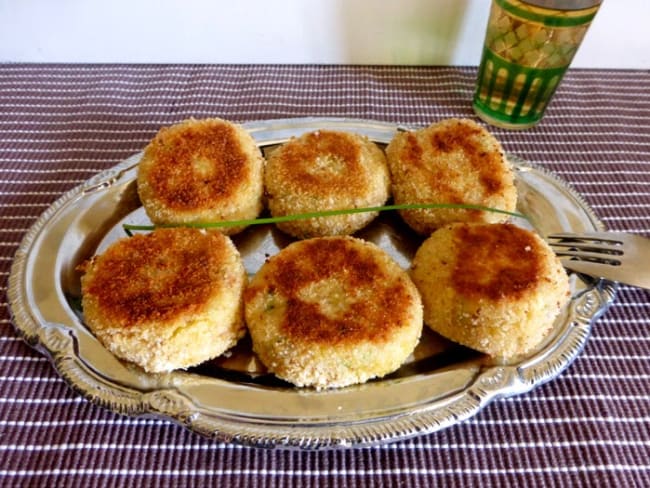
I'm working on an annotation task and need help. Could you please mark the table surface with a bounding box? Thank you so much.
[1,64,649,487]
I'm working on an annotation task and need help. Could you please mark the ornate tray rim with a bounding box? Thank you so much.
[7,117,617,450]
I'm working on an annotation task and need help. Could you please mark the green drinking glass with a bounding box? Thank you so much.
[473,0,602,129]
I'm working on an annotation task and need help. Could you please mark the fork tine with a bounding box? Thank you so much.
[546,231,624,244]
[557,259,627,284]
[547,232,624,259]
[548,241,624,255]
[551,249,623,264]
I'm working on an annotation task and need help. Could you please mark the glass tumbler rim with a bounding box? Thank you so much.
[518,0,602,11]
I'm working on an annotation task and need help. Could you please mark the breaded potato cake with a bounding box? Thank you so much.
[79,227,247,373]
[137,118,264,235]
[244,236,423,389]
[386,118,517,235]
[264,130,390,239]
[410,223,570,358]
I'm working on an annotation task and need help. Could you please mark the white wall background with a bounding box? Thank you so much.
[0,0,648,68]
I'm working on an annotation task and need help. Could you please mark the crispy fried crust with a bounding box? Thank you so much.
[386,118,517,234]
[410,223,570,358]
[244,236,422,388]
[137,118,264,235]
[80,227,247,372]
[264,130,390,238]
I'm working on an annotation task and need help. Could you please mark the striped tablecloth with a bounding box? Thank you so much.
[1,64,649,487]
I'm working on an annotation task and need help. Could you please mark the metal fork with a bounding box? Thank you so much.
[546,232,650,290]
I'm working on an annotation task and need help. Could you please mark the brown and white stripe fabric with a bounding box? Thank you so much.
[1,64,649,487]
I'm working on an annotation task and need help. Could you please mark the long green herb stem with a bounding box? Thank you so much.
[123,203,528,234]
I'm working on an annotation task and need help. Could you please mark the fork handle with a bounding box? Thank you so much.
[559,259,650,290]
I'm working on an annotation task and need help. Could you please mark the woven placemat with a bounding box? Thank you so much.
[1,64,648,487]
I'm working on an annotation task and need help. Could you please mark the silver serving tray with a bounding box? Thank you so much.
[8,117,616,449]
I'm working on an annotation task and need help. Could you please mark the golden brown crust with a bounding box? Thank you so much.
[143,121,248,211]
[247,237,412,346]
[83,228,230,327]
[80,227,247,372]
[137,118,264,234]
[386,118,517,234]
[264,130,390,238]
[267,130,365,197]
[410,223,570,358]
[451,223,543,301]
[244,236,423,388]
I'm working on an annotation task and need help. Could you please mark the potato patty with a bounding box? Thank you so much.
[386,118,517,235]
[79,227,247,373]
[264,130,390,239]
[410,223,570,358]
[244,236,423,389]
[137,118,264,235]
